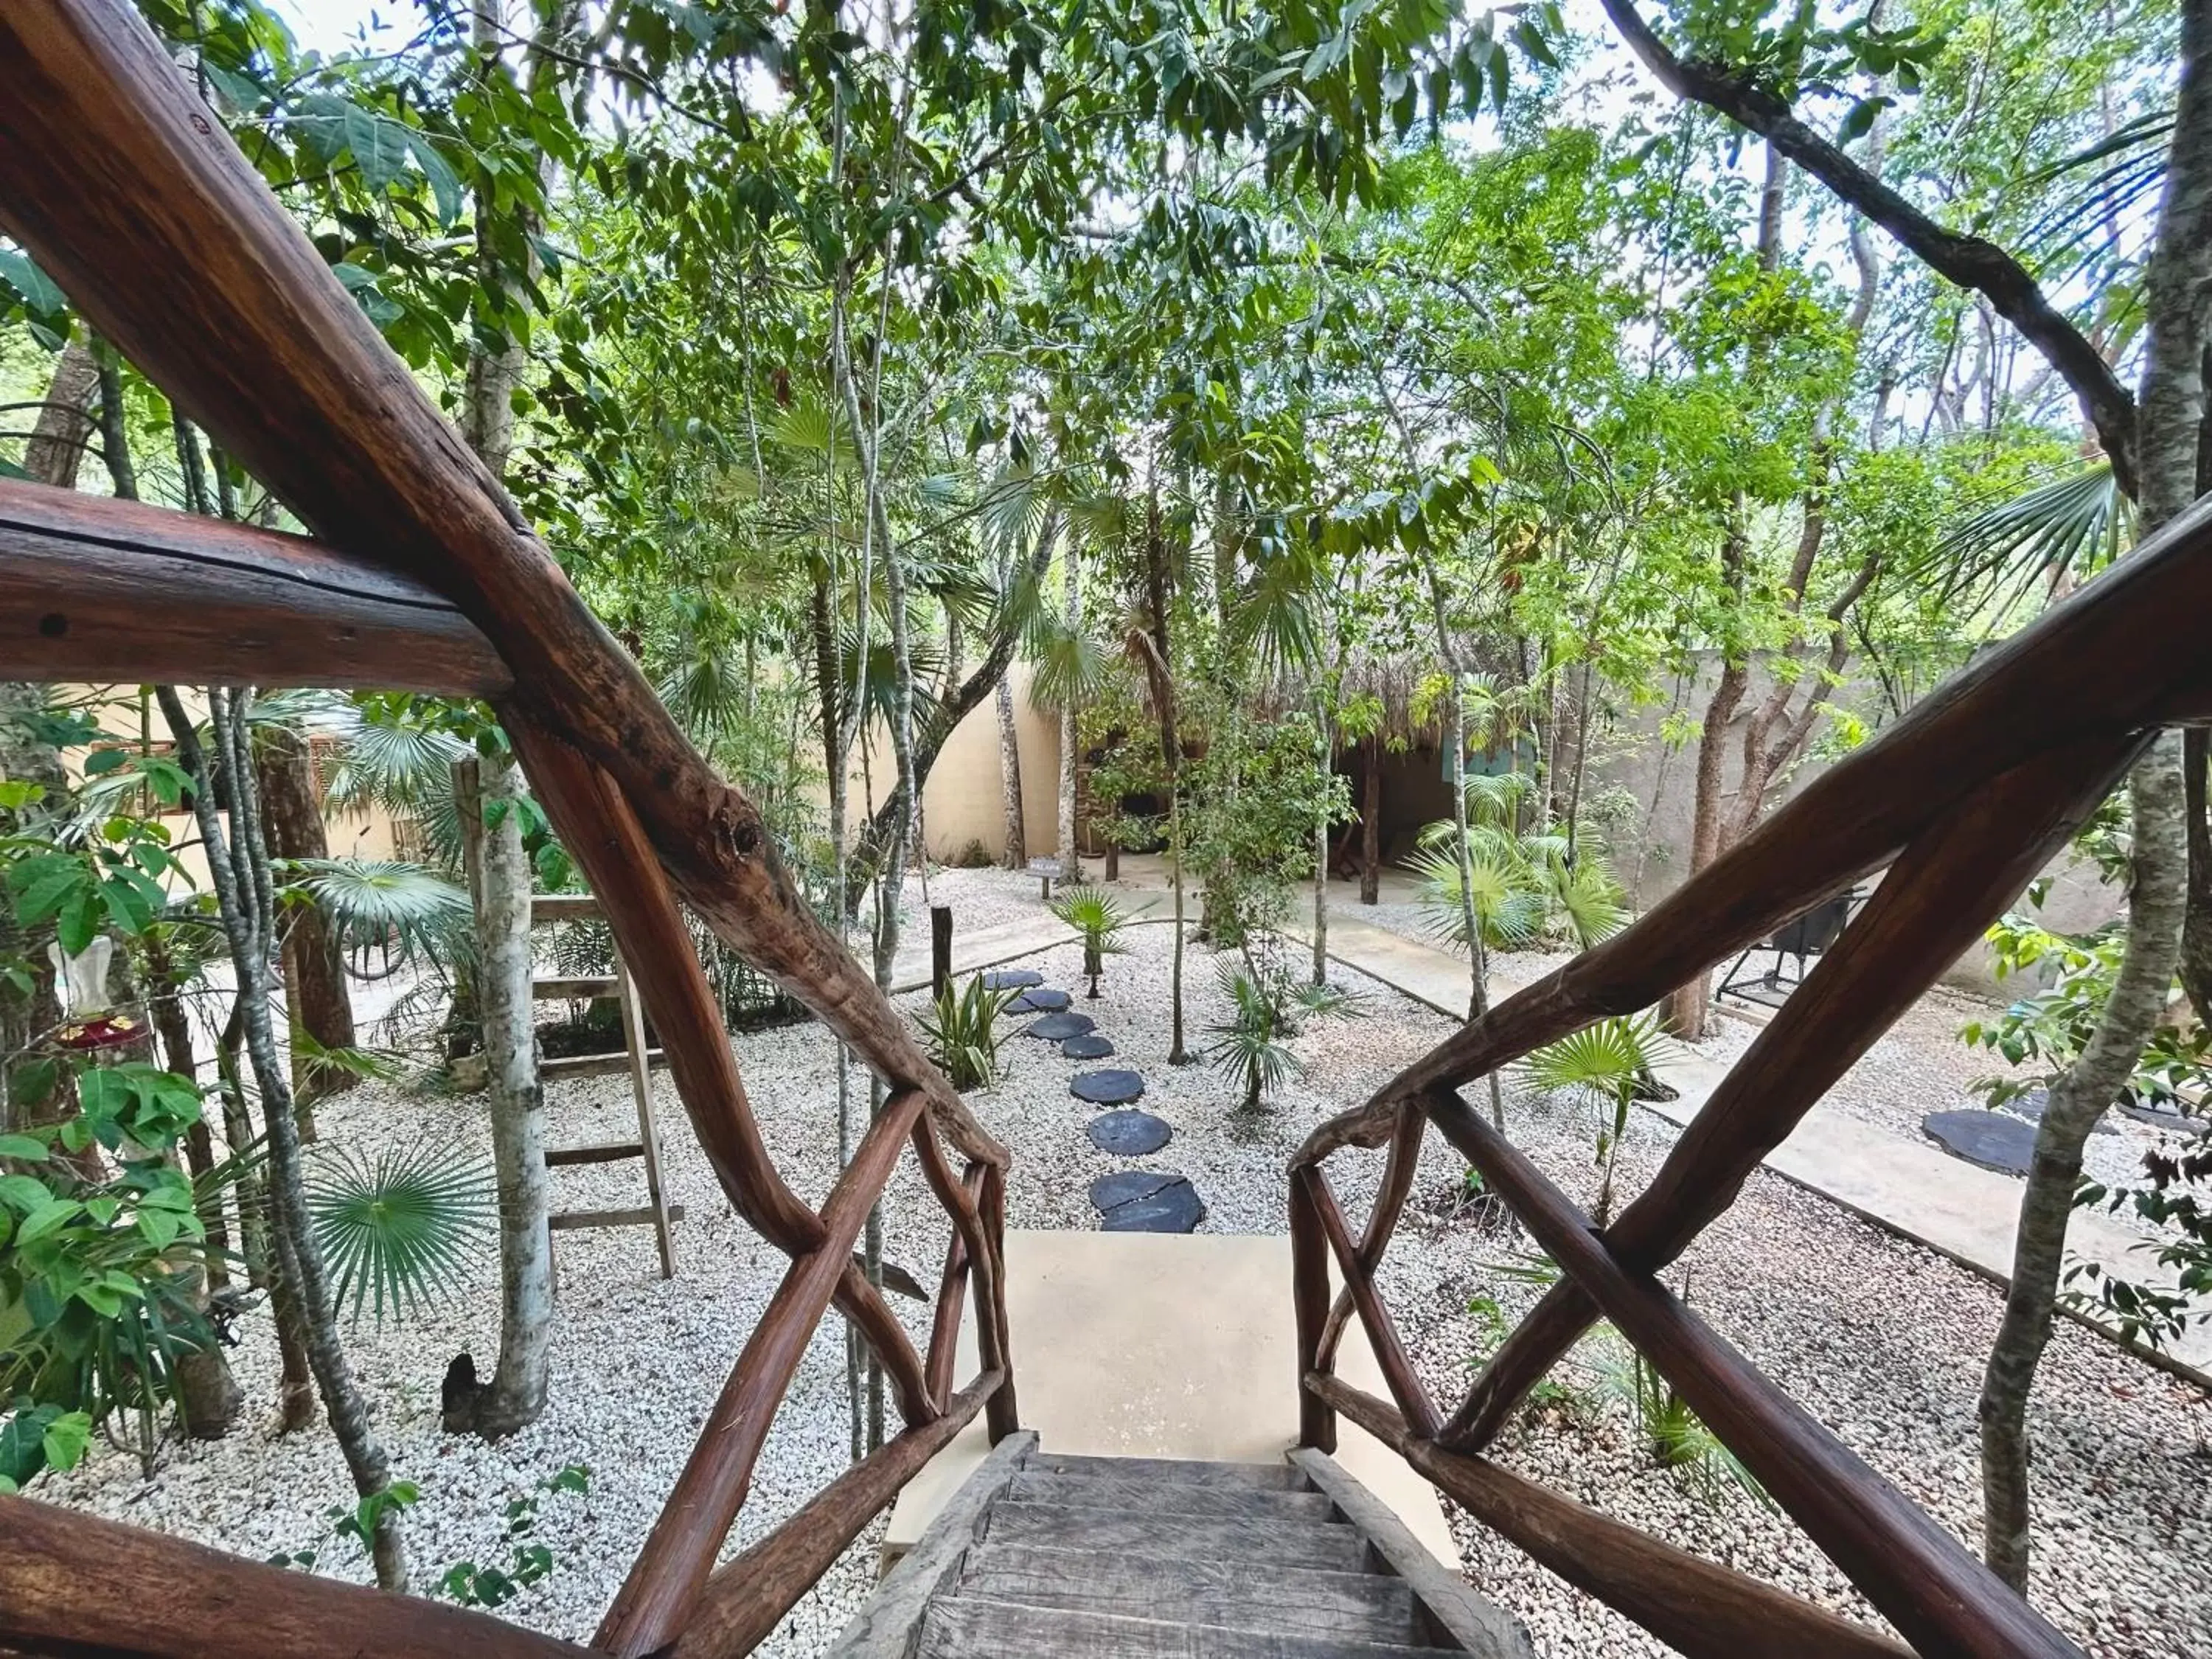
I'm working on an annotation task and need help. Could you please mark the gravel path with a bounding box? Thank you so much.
[40,888,2212,1658]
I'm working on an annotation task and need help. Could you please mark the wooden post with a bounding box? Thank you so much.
[930,905,953,998]
[1289,1169,1336,1454]
[613,956,677,1281]
[1360,734,1382,904]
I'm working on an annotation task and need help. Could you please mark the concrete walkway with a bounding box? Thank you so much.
[1290,908,2212,1388]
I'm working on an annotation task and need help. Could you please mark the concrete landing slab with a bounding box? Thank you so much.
[883,1231,1461,1574]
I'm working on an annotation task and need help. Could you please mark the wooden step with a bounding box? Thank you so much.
[544,1139,645,1166]
[959,1543,1433,1647]
[984,1503,1369,1574]
[533,974,619,1000]
[1008,1470,1334,1523]
[919,1596,1439,1658]
[549,1204,685,1231]
[541,1047,667,1081]
[1023,1452,1308,1492]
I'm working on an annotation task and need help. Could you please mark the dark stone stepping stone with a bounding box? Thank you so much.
[981,967,1043,990]
[1022,1012,1096,1042]
[1923,1109,2037,1175]
[2003,1089,2118,1135]
[1006,987,1071,1015]
[1061,1033,1116,1060]
[1097,1174,1206,1234]
[1088,1110,1172,1156]
[1089,1170,1178,1210]
[1071,1068,1145,1105]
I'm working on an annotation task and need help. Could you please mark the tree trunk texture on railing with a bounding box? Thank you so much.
[0,1496,594,1659]
[671,1371,1005,1659]
[1423,1090,2084,1659]
[1441,737,2138,1450]
[594,1088,933,1658]
[1309,1377,1913,1659]
[0,0,1005,1176]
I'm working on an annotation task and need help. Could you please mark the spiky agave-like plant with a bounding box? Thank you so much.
[916,975,1015,1092]
[304,1140,495,1325]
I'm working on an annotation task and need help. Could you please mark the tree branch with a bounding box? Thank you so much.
[1599,0,2140,495]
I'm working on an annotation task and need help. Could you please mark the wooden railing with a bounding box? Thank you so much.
[1290,490,2212,1659]
[0,5,1018,1658]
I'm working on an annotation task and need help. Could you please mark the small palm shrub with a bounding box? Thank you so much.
[1048,884,1141,997]
[1411,773,1627,956]
[1204,958,1361,1113]
[916,975,1015,1092]
[305,1141,496,1324]
[1515,1012,1677,1225]
[1591,1332,1773,1512]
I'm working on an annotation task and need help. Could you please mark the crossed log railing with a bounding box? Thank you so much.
[1290,500,2212,1656]
[0,4,1015,1658]
[5,3,2212,1657]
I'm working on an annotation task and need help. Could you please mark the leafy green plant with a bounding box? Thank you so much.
[304,1140,495,1324]
[1411,782,1627,956]
[0,1399,91,1493]
[916,975,1015,1092]
[1048,884,1145,997]
[439,1464,591,1609]
[1203,957,1361,1113]
[1517,1013,1677,1225]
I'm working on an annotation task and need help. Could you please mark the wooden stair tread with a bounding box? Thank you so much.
[984,1502,1370,1573]
[919,1596,1441,1658]
[1023,1452,1308,1491]
[1009,1470,1334,1521]
[959,1542,1432,1646]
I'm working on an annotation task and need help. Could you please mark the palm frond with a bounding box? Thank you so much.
[305,1140,495,1324]
[1915,464,2129,612]
[1517,1012,1677,1104]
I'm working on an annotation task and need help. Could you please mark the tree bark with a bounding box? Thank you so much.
[21,338,97,490]
[995,670,1026,869]
[1977,738,2185,1590]
[256,725,357,1118]
[1360,735,1382,905]
[453,754,554,1436]
[1312,698,1331,987]
[161,686,408,1590]
[1057,535,1082,883]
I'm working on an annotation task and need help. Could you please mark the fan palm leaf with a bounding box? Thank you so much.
[305,1140,495,1324]
[1915,463,2129,613]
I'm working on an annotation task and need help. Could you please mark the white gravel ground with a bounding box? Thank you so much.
[41,868,2212,1658]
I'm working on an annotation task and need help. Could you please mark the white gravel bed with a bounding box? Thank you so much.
[39,919,2212,1659]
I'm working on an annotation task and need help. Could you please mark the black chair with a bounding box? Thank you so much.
[1716,887,1863,1009]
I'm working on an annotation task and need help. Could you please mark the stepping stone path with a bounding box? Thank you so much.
[1061,1033,1116,1060]
[1023,1011,1096,1042]
[1006,987,1071,1015]
[1071,1068,1145,1106]
[1923,1109,2037,1175]
[2002,1088,2118,1135]
[1088,1109,1172,1156]
[1089,1170,1206,1233]
[981,967,1043,990]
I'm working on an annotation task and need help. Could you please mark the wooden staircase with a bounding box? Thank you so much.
[831,1433,1533,1658]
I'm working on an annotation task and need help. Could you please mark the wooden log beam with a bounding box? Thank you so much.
[1441,736,2139,1451]
[1307,1377,1914,1659]
[1425,1091,2085,1659]
[910,1119,1018,1436]
[595,1088,933,1657]
[669,1370,1004,1659]
[1316,1098,1425,1373]
[925,1164,985,1408]
[1299,1166,1441,1439]
[0,1495,594,1658]
[0,0,1006,1175]
[0,477,508,696]
[1290,1168,1338,1455]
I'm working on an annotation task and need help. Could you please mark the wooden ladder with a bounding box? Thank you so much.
[527,890,682,1278]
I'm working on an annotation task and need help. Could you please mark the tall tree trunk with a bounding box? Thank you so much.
[452,754,553,1436]
[2183,728,2212,1021]
[1980,18,2212,1587]
[1360,735,1382,905]
[255,726,357,1120]
[996,675,1026,869]
[21,338,97,490]
[1057,536,1082,883]
[161,686,408,1590]
[1312,698,1330,987]
[1663,645,1747,1040]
